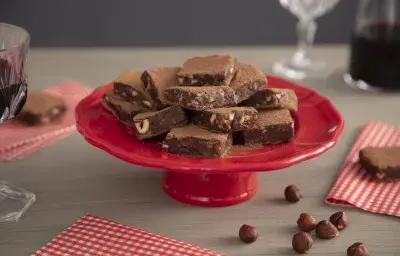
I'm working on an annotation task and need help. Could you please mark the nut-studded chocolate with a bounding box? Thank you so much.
[191,107,258,133]
[241,88,298,112]
[359,146,400,180]
[177,55,237,86]
[113,70,157,111]
[132,106,188,140]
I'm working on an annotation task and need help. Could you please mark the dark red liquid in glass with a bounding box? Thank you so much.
[349,23,400,90]
[0,58,27,120]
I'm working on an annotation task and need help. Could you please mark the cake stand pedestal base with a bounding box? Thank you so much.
[162,171,258,207]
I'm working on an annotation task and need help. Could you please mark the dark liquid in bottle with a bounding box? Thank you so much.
[349,23,400,90]
[0,58,27,121]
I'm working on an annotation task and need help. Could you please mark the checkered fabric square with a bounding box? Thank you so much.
[33,213,225,256]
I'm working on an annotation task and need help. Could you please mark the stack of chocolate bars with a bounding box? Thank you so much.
[102,55,298,158]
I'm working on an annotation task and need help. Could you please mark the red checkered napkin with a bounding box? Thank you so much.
[325,121,400,217]
[0,81,92,161]
[33,213,225,256]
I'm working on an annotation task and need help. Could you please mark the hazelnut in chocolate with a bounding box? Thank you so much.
[132,106,188,140]
[141,66,180,108]
[17,92,66,126]
[162,124,232,158]
[229,62,267,103]
[164,86,237,111]
[191,107,258,133]
[101,90,146,126]
[243,109,294,145]
[177,55,237,86]
[113,70,157,110]
[241,88,298,112]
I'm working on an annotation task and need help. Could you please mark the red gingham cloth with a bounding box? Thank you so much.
[33,213,225,256]
[0,81,92,161]
[325,121,400,217]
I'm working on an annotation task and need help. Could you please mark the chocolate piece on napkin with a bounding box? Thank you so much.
[359,146,400,180]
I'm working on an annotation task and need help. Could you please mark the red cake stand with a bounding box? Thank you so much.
[75,76,344,207]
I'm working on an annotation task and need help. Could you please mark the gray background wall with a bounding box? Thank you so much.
[1,0,357,47]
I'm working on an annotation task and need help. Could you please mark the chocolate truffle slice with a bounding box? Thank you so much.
[359,146,400,180]
[101,90,146,126]
[164,86,237,111]
[177,55,237,86]
[229,62,267,103]
[243,109,294,145]
[113,70,156,110]
[241,88,298,112]
[132,106,188,140]
[141,66,180,108]
[191,107,258,133]
[162,124,232,158]
[17,92,66,126]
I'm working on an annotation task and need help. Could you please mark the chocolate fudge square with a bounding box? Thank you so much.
[359,146,400,180]
[177,55,237,86]
[241,88,298,112]
[113,70,157,110]
[132,106,188,140]
[243,109,294,145]
[191,107,258,133]
[164,86,237,111]
[17,92,66,126]
[141,66,180,108]
[229,62,267,102]
[101,90,146,126]
[162,124,232,158]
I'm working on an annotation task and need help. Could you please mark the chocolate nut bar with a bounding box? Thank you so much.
[359,146,400,180]
[229,62,267,103]
[243,109,294,145]
[132,106,188,140]
[101,90,146,126]
[113,70,157,110]
[141,66,180,108]
[17,92,66,126]
[191,107,258,133]
[241,88,298,112]
[164,86,237,111]
[162,124,232,158]
[177,55,237,86]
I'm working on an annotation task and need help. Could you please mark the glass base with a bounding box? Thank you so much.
[0,181,35,222]
[272,57,330,80]
[343,73,388,93]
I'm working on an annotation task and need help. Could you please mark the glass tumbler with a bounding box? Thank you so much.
[0,23,29,123]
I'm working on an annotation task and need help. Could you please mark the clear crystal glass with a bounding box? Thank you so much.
[0,23,30,123]
[273,0,340,80]
[0,181,35,222]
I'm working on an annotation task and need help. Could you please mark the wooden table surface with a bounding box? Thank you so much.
[0,46,399,256]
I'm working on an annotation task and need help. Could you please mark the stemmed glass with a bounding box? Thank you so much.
[273,0,340,80]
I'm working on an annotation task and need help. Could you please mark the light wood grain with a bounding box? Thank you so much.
[0,46,399,256]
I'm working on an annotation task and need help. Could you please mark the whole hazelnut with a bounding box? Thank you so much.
[284,185,303,203]
[329,211,348,230]
[238,224,258,243]
[292,232,313,254]
[297,213,316,232]
[315,220,339,239]
[347,242,369,256]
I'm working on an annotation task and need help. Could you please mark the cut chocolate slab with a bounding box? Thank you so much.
[101,90,146,126]
[113,70,157,110]
[162,124,232,158]
[141,66,180,108]
[132,106,188,140]
[243,109,294,145]
[17,92,66,126]
[241,88,298,112]
[229,62,267,102]
[177,55,237,86]
[191,107,258,133]
[164,86,237,111]
[359,146,400,180]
